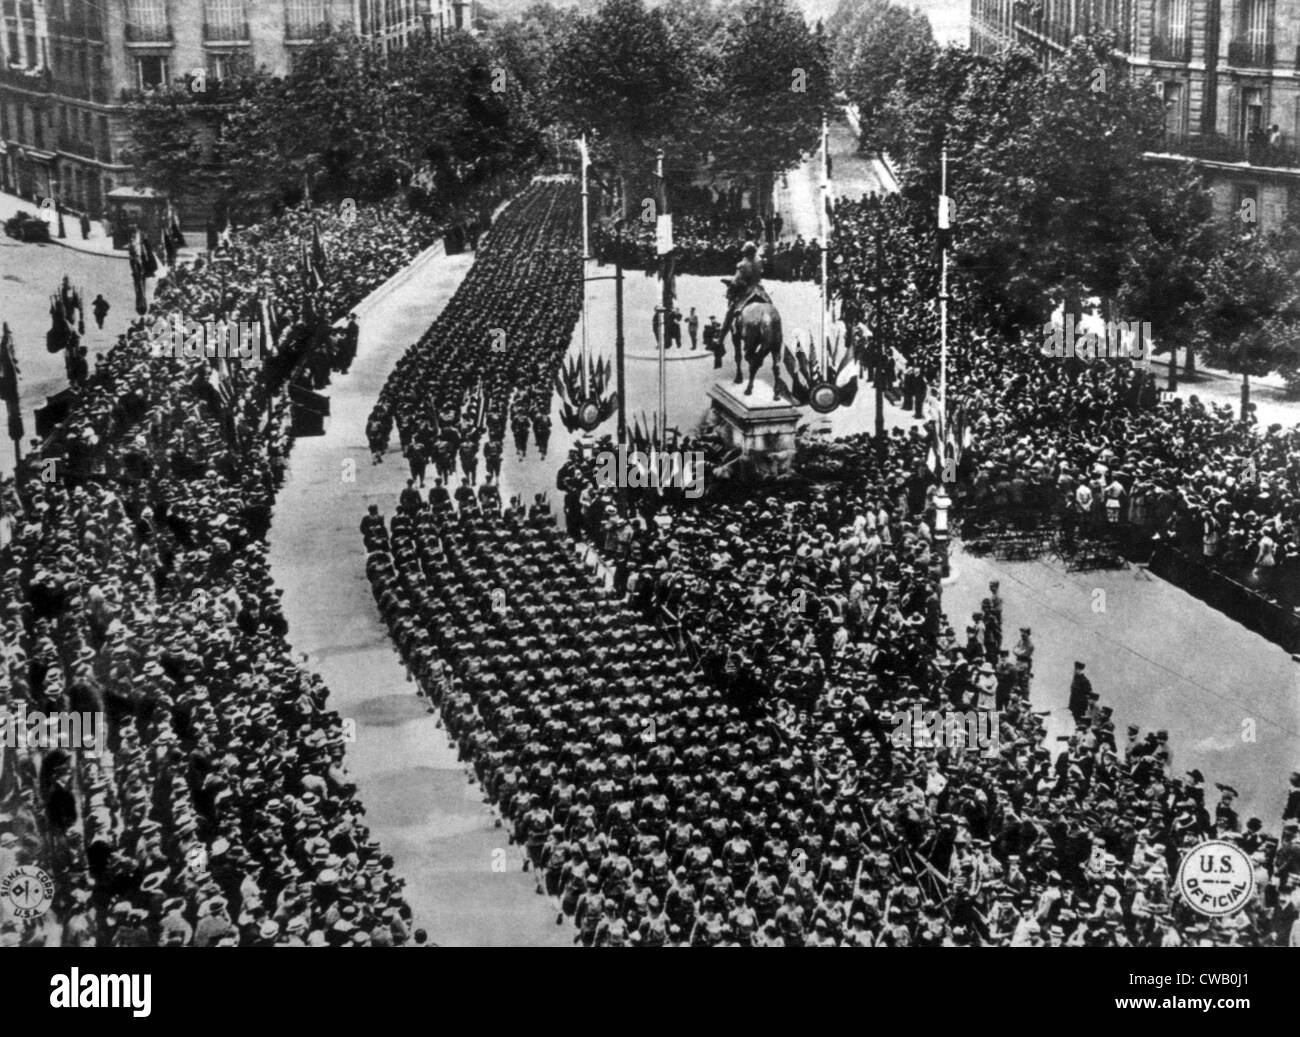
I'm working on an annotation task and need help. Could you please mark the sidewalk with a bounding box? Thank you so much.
[0,191,130,260]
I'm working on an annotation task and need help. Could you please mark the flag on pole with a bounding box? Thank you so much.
[655,214,673,256]
[0,323,24,443]
[300,235,324,295]
[311,216,329,279]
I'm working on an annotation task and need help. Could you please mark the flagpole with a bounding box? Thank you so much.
[656,149,669,455]
[820,115,829,365]
[939,147,949,453]
[579,135,590,400]
[936,146,953,582]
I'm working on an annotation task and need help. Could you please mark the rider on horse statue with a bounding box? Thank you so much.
[719,241,771,344]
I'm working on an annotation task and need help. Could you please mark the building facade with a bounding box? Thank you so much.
[0,0,434,224]
[970,0,1300,228]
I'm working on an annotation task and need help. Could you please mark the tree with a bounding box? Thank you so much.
[1117,168,1217,391]
[873,33,1177,339]
[711,0,831,204]
[552,0,696,212]
[826,0,935,150]
[1194,228,1300,419]
[122,56,262,209]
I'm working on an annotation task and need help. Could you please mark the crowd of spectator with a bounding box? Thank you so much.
[594,215,823,283]
[825,193,1300,610]
[0,197,448,947]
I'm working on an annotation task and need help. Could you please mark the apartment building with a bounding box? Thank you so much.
[970,0,1300,229]
[0,0,433,221]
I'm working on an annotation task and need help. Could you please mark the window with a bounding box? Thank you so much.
[1242,88,1264,141]
[1153,0,1191,61]
[136,54,168,90]
[203,0,247,41]
[1235,183,1258,221]
[208,52,233,81]
[125,0,171,43]
[285,0,329,40]
[1163,81,1185,136]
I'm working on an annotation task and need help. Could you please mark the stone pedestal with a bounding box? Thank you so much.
[707,380,802,481]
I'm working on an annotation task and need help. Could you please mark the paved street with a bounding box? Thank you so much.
[0,213,143,480]
[265,240,569,947]
[943,541,1300,825]
[773,118,895,242]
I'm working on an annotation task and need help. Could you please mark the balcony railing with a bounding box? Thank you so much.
[1227,41,1274,68]
[0,63,53,93]
[57,132,109,163]
[1150,36,1192,62]
[51,76,110,104]
[203,20,249,42]
[284,20,330,41]
[125,22,173,44]
[1163,132,1300,169]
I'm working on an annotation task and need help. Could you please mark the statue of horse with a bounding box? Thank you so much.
[723,283,784,397]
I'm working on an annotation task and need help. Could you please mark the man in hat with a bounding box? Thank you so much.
[1285,770,1300,822]
[1068,661,1092,725]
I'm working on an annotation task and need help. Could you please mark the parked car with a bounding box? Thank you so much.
[4,211,52,243]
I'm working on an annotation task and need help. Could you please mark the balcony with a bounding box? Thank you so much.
[0,63,53,93]
[203,21,250,43]
[125,22,173,44]
[1150,36,1192,63]
[57,132,109,163]
[1162,132,1300,169]
[1227,41,1274,68]
[284,21,331,42]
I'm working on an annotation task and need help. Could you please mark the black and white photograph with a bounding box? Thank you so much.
[0,0,1295,1009]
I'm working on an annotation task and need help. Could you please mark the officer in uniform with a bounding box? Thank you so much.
[718,241,768,344]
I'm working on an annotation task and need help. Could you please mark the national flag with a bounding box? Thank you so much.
[300,236,324,295]
[937,192,954,252]
[0,323,23,443]
[311,216,329,280]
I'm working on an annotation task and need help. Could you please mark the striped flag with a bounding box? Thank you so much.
[311,216,329,279]
[0,323,22,443]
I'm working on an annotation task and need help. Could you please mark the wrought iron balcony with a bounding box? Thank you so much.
[203,20,250,42]
[1150,36,1192,62]
[57,132,109,163]
[1227,41,1274,68]
[1162,132,1300,169]
[0,63,53,93]
[125,21,174,44]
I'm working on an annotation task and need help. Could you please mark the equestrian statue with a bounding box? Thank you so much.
[719,241,783,398]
